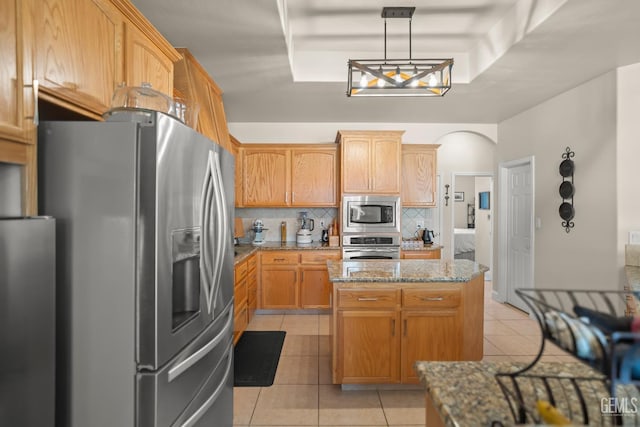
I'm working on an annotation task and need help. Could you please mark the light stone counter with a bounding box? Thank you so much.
[415,361,615,427]
[327,258,488,284]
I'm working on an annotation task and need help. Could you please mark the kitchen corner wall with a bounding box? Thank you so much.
[236,207,438,243]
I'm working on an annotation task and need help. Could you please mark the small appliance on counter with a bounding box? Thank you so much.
[252,219,267,245]
[296,211,314,244]
[422,228,435,245]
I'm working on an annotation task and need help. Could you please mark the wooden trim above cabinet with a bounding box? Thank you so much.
[110,0,181,62]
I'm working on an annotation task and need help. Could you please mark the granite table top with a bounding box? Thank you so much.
[234,241,340,264]
[414,361,628,427]
[327,259,488,283]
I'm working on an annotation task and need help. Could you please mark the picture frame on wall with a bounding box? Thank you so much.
[454,192,464,202]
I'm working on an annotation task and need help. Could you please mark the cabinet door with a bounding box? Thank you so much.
[125,23,173,96]
[36,0,123,116]
[291,149,337,206]
[341,137,371,193]
[337,310,399,383]
[0,0,34,144]
[299,266,331,309]
[402,145,438,207]
[371,137,401,193]
[401,310,461,383]
[261,266,298,309]
[243,149,290,206]
[209,89,232,152]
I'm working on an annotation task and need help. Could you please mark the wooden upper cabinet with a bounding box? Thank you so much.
[242,148,290,206]
[291,148,337,206]
[337,130,403,194]
[240,144,338,207]
[0,0,35,144]
[124,23,174,95]
[173,48,232,153]
[33,0,178,119]
[401,144,439,207]
[34,0,124,118]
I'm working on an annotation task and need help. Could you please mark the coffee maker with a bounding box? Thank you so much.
[296,212,314,244]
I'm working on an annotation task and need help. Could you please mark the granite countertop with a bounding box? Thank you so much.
[327,259,488,283]
[415,361,614,427]
[234,241,339,264]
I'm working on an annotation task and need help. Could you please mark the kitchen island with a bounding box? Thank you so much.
[327,259,488,385]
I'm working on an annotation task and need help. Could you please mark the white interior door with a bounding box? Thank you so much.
[505,162,534,312]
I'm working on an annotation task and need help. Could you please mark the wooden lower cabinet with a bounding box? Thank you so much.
[401,310,461,383]
[261,266,298,309]
[234,252,257,344]
[247,253,258,321]
[332,282,478,385]
[337,310,400,384]
[259,250,340,310]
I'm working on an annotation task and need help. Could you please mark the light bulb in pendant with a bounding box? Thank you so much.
[394,66,402,84]
[359,72,368,88]
[428,73,438,87]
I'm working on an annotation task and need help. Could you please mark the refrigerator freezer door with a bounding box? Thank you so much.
[137,305,234,427]
[0,217,55,427]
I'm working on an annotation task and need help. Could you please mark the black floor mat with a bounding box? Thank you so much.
[234,331,286,387]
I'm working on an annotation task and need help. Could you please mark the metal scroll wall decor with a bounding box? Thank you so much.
[444,184,450,206]
[558,147,575,232]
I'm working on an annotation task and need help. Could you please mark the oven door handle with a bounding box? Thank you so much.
[343,248,398,252]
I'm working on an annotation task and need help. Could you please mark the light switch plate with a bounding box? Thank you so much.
[630,231,640,244]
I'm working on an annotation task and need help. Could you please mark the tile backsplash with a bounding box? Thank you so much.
[236,208,338,243]
[235,207,438,243]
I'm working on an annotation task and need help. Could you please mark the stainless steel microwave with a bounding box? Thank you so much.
[342,195,400,233]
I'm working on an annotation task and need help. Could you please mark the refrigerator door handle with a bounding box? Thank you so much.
[178,346,233,427]
[167,308,233,382]
[209,151,228,315]
[200,151,215,314]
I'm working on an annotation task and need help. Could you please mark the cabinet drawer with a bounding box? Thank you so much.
[401,249,441,259]
[300,250,341,264]
[247,254,257,271]
[235,261,248,280]
[337,289,398,309]
[234,279,247,307]
[402,289,461,309]
[261,252,299,264]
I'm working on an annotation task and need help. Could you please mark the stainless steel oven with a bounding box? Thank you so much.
[342,195,400,233]
[342,234,401,259]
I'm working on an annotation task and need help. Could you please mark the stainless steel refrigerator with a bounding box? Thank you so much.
[39,110,234,427]
[0,217,56,427]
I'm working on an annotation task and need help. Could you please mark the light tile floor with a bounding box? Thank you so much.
[233,282,577,426]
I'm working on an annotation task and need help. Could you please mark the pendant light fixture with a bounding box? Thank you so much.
[347,7,453,97]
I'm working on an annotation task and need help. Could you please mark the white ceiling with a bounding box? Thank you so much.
[131,0,640,124]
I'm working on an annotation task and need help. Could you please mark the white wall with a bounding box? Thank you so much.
[228,122,497,145]
[453,176,475,228]
[437,132,497,259]
[497,71,618,292]
[475,177,492,271]
[617,64,640,277]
